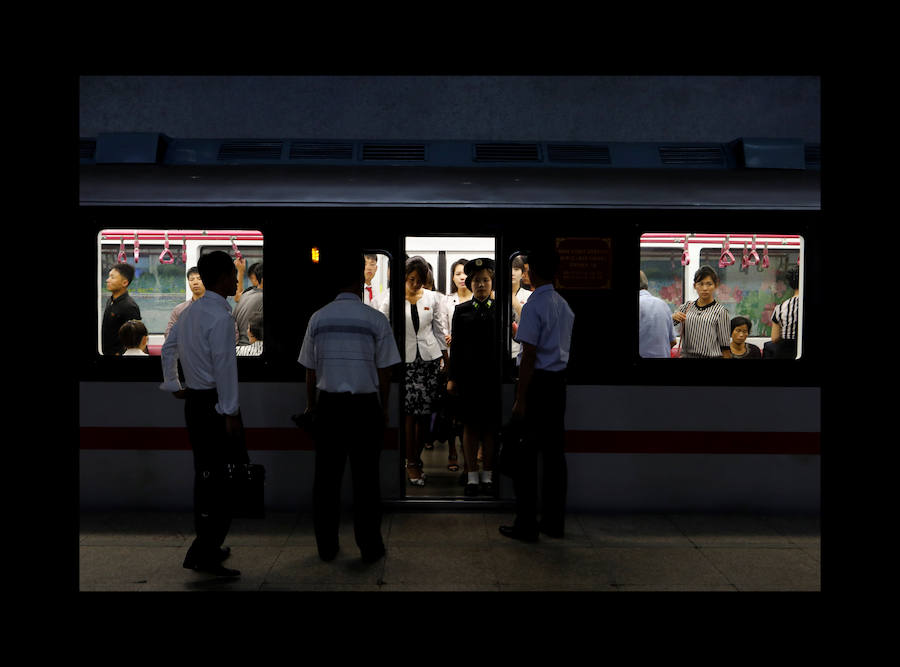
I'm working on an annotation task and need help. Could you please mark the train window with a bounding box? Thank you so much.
[97,229,264,356]
[403,235,497,499]
[639,234,803,359]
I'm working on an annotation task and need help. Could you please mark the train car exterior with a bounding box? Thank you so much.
[78,136,821,514]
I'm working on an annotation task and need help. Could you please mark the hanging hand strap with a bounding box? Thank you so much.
[680,237,690,266]
[117,237,127,263]
[133,233,140,264]
[719,236,735,268]
[231,236,243,261]
[159,233,175,264]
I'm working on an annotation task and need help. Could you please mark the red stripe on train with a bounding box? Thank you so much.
[79,427,819,455]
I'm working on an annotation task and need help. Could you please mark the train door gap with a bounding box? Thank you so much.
[400,234,506,504]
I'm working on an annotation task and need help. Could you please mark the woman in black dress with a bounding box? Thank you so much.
[446,258,501,497]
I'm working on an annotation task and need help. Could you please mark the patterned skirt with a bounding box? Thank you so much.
[404,357,442,415]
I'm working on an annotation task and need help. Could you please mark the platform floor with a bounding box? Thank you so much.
[78,509,820,591]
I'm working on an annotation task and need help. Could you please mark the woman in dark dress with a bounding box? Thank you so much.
[446,258,501,497]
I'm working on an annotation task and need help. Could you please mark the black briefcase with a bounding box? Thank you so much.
[223,462,266,519]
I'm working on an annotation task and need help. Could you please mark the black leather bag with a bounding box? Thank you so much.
[223,462,266,519]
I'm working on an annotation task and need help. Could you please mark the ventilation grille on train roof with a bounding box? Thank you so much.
[547,144,610,163]
[289,141,354,160]
[804,144,821,168]
[474,143,541,162]
[80,139,97,160]
[217,140,284,161]
[362,143,426,160]
[659,145,725,165]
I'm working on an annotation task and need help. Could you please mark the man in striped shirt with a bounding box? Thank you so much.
[298,247,402,563]
[770,265,800,359]
[672,266,732,359]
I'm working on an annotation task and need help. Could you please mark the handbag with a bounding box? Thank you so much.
[222,462,266,519]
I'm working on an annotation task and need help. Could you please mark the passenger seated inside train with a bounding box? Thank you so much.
[237,313,264,357]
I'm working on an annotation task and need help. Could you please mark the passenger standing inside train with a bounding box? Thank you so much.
[236,313,264,357]
[102,262,141,355]
[638,270,676,358]
[233,262,263,347]
[298,247,401,563]
[160,250,248,578]
[234,260,262,303]
[118,319,149,356]
[363,254,378,306]
[440,258,471,472]
[671,266,732,359]
[510,254,532,362]
[403,256,449,486]
[446,258,501,496]
[770,264,800,359]
[371,263,390,319]
[165,266,206,339]
[501,245,574,542]
[728,316,761,359]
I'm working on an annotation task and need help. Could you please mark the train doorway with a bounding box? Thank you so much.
[400,235,506,504]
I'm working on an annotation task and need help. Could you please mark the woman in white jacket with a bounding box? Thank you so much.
[403,256,449,486]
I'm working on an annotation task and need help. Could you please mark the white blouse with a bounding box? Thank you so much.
[404,289,448,363]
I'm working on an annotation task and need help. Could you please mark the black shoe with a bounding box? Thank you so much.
[188,562,241,577]
[498,525,539,542]
[360,544,385,564]
[539,526,564,538]
[318,546,339,562]
[183,546,231,570]
[480,481,494,495]
[464,483,480,497]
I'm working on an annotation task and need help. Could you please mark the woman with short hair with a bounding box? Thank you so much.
[403,256,449,486]
[672,265,732,359]
[446,258,501,496]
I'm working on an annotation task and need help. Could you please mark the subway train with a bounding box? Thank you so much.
[78,135,822,513]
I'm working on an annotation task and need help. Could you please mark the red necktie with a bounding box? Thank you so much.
[366,286,373,301]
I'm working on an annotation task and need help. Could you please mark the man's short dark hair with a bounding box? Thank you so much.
[785,264,800,290]
[186,266,200,279]
[248,313,264,341]
[248,262,263,284]
[321,246,364,288]
[525,245,560,281]
[198,251,234,288]
[118,319,147,348]
[730,316,752,334]
[112,262,135,285]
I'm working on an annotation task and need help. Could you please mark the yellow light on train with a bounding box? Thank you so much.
[311,247,320,263]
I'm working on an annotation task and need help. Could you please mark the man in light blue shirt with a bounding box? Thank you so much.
[639,271,676,358]
[502,244,574,543]
[160,250,246,578]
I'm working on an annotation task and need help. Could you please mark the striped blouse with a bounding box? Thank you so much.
[771,295,799,340]
[675,300,731,358]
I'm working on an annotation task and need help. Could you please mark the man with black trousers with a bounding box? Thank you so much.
[160,250,247,577]
[298,246,401,563]
[501,244,575,542]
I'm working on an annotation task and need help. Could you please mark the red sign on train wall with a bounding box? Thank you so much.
[554,237,612,290]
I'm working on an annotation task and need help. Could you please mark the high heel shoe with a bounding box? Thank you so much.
[406,463,425,486]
